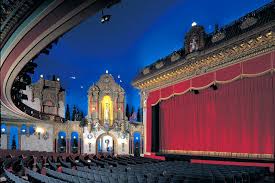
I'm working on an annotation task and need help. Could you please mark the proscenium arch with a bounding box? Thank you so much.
[96,133,118,155]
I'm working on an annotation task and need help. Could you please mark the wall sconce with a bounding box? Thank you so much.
[92,107,95,111]
[1,128,6,134]
[21,129,26,134]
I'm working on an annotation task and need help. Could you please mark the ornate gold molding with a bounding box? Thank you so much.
[134,31,274,91]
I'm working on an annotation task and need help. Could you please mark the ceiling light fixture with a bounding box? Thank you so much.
[101,10,111,23]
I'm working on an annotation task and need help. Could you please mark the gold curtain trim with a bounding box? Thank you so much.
[160,149,274,160]
[150,69,274,106]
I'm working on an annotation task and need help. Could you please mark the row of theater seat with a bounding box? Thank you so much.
[0,149,273,183]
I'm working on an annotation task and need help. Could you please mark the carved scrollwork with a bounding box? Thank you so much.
[155,61,164,69]
[212,32,225,43]
[240,16,257,30]
[171,52,181,62]
[143,67,150,75]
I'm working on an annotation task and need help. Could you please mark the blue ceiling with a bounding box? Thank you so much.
[32,0,271,115]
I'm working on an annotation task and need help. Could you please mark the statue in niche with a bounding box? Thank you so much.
[104,103,110,122]
[189,36,198,53]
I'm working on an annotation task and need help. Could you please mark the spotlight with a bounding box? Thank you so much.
[210,84,218,90]
[101,10,111,23]
[101,15,111,23]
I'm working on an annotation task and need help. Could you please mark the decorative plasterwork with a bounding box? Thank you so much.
[211,32,225,43]
[130,123,144,136]
[53,121,82,138]
[134,31,274,90]
[155,61,164,69]
[143,67,150,75]
[184,25,206,54]
[171,52,181,62]
[240,16,257,30]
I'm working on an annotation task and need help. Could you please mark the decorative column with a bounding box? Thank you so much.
[18,124,22,150]
[54,138,57,152]
[67,138,70,153]
[132,137,134,155]
[142,91,148,154]
[6,125,10,150]
[113,94,118,121]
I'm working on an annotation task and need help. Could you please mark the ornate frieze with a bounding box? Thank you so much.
[240,16,257,30]
[171,52,181,62]
[134,31,274,90]
[142,67,150,75]
[211,31,225,43]
[155,61,164,69]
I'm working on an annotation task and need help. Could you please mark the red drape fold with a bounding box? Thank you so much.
[159,74,274,155]
[146,52,274,155]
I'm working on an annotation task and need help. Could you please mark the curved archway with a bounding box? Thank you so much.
[71,131,79,154]
[1,124,7,134]
[9,126,19,150]
[58,131,66,153]
[29,125,35,135]
[133,131,141,156]
[20,124,27,135]
[96,133,117,155]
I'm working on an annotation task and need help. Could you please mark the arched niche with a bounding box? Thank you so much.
[71,131,79,154]
[20,124,27,135]
[100,95,114,126]
[58,131,66,153]
[1,124,7,134]
[9,126,19,150]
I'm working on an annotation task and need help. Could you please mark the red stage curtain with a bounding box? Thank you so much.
[146,90,160,152]
[159,74,274,154]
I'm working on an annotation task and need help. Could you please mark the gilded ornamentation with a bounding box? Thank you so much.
[143,67,150,75]
[134,31,274,90]
[155,61,164,69]
[240,16,257,30]
[211,32,225,43]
